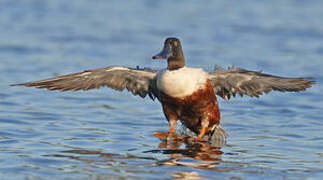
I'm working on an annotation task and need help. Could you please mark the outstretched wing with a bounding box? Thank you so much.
[208,66,315,100]
[11,66,158,98]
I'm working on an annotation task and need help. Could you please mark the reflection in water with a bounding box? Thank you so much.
[147,132,225,168]
[169,171,202,180]
[46,132,225,167]
[45,149,125,164]
[46,149,157,163]
[45,132,226,179]
[148,132,226,179]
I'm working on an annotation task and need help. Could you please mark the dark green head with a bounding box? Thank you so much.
[152,37,185,70]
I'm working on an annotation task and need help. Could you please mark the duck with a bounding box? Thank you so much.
[11,37,315,141]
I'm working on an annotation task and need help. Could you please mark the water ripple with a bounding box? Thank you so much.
[0,0,322,179]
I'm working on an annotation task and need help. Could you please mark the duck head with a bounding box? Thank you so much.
[152,37,185,70]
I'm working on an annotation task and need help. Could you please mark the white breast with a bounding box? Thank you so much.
[156,67,208,98]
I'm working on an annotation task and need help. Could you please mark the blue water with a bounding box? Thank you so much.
[1,0,323,179]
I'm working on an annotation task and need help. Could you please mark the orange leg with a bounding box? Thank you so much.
[197,118,209,139]
[168,119,176,133]
[197,126,206,139]
[162,104,178,134]
[153,119,177,140]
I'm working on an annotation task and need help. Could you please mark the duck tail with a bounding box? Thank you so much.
[208,125,227,147]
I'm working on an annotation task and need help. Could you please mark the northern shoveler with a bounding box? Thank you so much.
[11,37,315,141]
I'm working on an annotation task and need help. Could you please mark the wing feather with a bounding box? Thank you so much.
[208,66,315,100]
[11,66,158,98]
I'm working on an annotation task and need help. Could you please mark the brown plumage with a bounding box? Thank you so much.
[159,80,220,135]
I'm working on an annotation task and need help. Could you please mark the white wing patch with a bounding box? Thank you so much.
[157,67,208,98]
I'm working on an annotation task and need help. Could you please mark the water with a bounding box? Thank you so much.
[1,0,323,179]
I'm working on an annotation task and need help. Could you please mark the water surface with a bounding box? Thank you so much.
[1,0,323,179]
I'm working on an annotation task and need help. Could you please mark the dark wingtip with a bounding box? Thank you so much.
[10,83,26,86]
[309,78,316,84]
[305,77,316,87]
[9,84,23,86]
